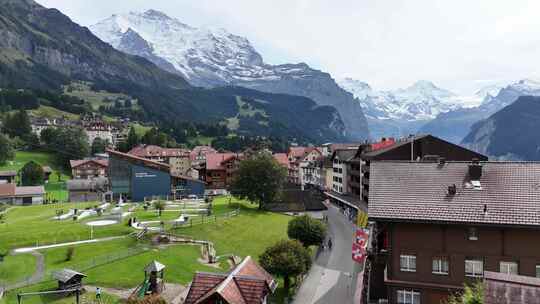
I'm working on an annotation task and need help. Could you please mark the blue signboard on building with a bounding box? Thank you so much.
[131,164,171,201]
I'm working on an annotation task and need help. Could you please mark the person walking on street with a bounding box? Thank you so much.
[327,237,333,250]
[96,287,102,302]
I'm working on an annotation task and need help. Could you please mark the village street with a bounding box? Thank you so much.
[293,203,356,304]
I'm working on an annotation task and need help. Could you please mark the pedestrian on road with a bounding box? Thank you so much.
[327,238,333,250]
[96,287,102,302]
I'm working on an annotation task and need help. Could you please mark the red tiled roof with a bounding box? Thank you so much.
[370,138,396,151]
[184,273,227,304]
[69,159,109,169]
[288,147,307,158]
[484,271,540,304]
[185,256,276,304]
[205,153,239,171]
[128,145,189,158]
[0,183,16,197]
[273,153,289,167]
[368,161,540,227]
[190,146,218,160]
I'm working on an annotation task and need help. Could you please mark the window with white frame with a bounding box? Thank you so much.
[465,259,484,277]
[432,257,449,275]
[400,254,417,272]
[397,289,421,304]
[500,261,518,275]
[536,265,540,278]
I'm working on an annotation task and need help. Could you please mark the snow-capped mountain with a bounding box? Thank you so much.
[420,79,540,143]
[90,10,369,140]
[338,78,462,121]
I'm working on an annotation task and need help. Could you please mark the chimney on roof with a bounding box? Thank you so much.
[469,159,482,181]
[438,157,446,166]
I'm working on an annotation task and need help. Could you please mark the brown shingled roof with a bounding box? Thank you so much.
[69,159,108,169]
[368,161,540,227]
[184,256,275,304]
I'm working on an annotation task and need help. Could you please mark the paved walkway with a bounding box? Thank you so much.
[13,236,126,253]
[292,203,355,304]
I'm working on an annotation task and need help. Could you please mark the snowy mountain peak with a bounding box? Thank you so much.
[510,78,540,92]
[338,78,461,121]
[408,80,439,90]
[142,9,173,20]
[89,9,370,140]
[90,10,267,85]
[337,78,373,100]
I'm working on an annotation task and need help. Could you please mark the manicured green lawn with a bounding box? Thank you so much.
[0,203,132,252]
[41,238,139,273]
[0,253,36,284]
[174,197,290,260]
[1,196,293,303]
[1,281,119,304]
[85,244,220,288]
[0,151,63,174]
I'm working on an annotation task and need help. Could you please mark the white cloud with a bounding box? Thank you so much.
[36,0,540,94]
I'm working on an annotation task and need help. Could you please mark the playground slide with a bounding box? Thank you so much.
[137,278,151,298]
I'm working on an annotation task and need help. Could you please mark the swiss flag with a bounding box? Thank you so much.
[352,243,367,263]
[355,229,369,247]
[352,228,369,263]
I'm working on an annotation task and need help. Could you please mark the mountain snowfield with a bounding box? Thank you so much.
[90,10,370,140]
[337,78,501,121]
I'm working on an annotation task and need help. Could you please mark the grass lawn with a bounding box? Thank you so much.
[1,196,293,303]
[174,196,290,261]
[0,253,36,284]
[0,202,132,252]
[0,151,70,202]
[84,244,221,288]
[0,151,59,172]
[41,238,139,274]
[1,281,119,304]
[29,106,79,121]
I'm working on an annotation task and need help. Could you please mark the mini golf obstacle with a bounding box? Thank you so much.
[130,261,166,300]
[17,269,86,304]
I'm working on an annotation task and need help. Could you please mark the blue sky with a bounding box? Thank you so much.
[37,0,540,94]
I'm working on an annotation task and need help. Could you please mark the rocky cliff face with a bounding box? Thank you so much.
[90,11,369,140]
[462,96,540,160]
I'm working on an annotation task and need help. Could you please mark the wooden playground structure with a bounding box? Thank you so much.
[129,261,166,300]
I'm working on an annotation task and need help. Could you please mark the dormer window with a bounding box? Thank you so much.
[468,227,478,241]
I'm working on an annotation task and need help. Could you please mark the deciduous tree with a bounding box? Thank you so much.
[230,153,287,210]
[0,132,14,166]
[259,239,311,295]
[287,215,327,247]
[445,283,483,304]
[20,161,44,186]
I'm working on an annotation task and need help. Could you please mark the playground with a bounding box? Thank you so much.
[0,196,290,303]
